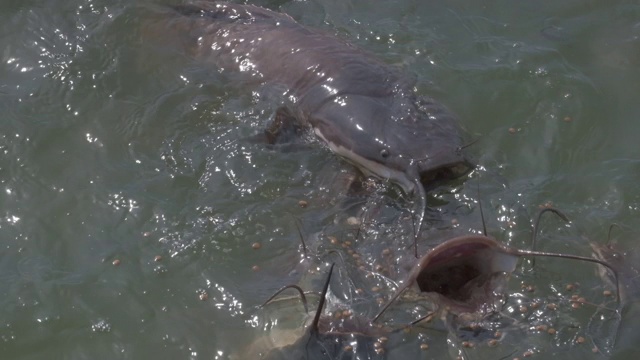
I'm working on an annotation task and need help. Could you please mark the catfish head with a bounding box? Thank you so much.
[312,94,472,193]
[373,233,621,322]
[311,91,473,243]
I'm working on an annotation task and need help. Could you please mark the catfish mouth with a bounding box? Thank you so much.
[418,160,474,190]
[416,258,484,303]
[374,233,622,322]
[413,237,518,309]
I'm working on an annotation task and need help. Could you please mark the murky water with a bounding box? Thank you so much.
[1,0,639,359]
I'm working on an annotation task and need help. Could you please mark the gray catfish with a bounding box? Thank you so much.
[374,208,621,321]
[159,1,473,237]
[244,264,394,360]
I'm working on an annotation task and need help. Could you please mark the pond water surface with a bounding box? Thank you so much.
[1,1,640,359]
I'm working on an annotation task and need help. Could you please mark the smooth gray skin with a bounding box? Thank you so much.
[162,2,473,232]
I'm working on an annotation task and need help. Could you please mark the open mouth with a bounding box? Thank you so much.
[373,231,622,321]
[372,236,519,322]
[416,256,484,303]
[414,239,513,304]
[419,161,474,189]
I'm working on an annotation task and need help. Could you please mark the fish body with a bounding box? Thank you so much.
[164,2,472,216]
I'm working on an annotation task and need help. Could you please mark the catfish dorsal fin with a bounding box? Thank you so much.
[311,263,335,334]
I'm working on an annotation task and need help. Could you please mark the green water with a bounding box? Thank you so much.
[1,0,639,359]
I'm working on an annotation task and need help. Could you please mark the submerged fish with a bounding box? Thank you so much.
[374,234,620,320]
[244,264,395,360]
[244,209,621,358]
[153,1,473,237]
[374,208,620,321]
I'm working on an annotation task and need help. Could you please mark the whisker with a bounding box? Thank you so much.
[607,223,620,246]
[516,249,621,308]
[412,178,427,259]
[290,214,308,258]
[529,207,569,269]
[457,137,481,151]
[261,284,309,313]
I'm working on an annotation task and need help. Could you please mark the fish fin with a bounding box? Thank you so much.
[312,263,335,334]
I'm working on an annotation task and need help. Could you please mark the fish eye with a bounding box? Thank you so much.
[380,149,389,158]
